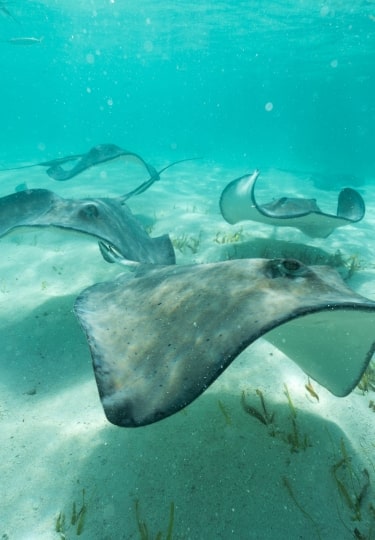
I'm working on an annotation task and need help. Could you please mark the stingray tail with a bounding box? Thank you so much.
[121,157,201,202]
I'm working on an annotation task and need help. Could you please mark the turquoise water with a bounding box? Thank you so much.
[1,2,375,540]
[1,1,375,175]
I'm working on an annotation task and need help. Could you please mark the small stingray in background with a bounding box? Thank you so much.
[220,170,365,238]
[74,258,375,427]
[0,159,194,265]
[0,143,158,183]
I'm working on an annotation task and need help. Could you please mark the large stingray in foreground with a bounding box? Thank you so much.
[74,258,375,427]
[220,170,365,238]
[0,188,175,265]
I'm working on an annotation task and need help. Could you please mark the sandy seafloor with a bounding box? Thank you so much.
[0,158,374,540]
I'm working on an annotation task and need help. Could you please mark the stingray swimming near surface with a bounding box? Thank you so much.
[0,159,195,265]
[220,170,365,238]
[74,258,375,427]
[0,143,158,183]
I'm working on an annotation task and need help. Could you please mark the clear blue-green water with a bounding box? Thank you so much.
[1,1,375,175]
[1,2,375,540]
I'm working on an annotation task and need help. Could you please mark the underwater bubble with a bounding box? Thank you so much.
[320,5,330,17]
[86,53,95,64]
[144,40,153,52]
[265,102,274,112]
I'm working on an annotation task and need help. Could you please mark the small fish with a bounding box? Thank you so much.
[6,36,44,45]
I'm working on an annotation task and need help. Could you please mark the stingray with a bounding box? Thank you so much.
[0,161,192,265]
[74,258,375,427]
[0,188,176,264]
[219,170,365,238]
[0,143,159,183]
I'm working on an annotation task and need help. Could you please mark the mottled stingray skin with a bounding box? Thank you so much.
[74,258,375,427]
[0,188,175,265]
[220,170,365,238]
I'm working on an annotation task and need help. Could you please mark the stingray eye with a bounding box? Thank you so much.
[279,259,306,277]
[267,258,307,279]
[79,203,99,219]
